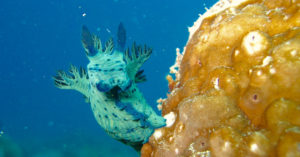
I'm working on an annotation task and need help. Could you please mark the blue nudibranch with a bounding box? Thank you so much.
[53,23,166,151]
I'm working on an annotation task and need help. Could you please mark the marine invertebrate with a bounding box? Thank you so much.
[53,23,165,151]
[141,0,300,156]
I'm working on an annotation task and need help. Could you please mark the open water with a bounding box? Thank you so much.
[0,0,217,156]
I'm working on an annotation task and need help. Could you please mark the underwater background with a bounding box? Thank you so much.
[0,0,217,156]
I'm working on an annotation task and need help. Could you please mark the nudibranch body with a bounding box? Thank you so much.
[53,23,166,151]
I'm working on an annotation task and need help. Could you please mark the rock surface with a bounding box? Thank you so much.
[141,0,300,156]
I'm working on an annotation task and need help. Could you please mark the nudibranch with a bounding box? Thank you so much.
[53,23,166,151]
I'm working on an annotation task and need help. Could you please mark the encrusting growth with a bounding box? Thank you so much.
[141,0,300,156]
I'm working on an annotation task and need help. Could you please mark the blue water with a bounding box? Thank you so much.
[0,0,217,156]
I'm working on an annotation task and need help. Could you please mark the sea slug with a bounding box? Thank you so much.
[53,23,166,151]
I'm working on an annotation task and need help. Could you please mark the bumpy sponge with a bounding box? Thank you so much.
[141,0,300,156]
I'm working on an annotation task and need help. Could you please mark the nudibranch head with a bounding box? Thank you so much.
[82,25,133,93]
[87,51,132,92]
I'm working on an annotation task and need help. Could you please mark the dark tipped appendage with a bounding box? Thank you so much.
[81,25,97,56]
[135,70,147,83]
[117,22,126,50]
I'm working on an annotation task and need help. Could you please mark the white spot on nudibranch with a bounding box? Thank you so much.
[164,112,176,127]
